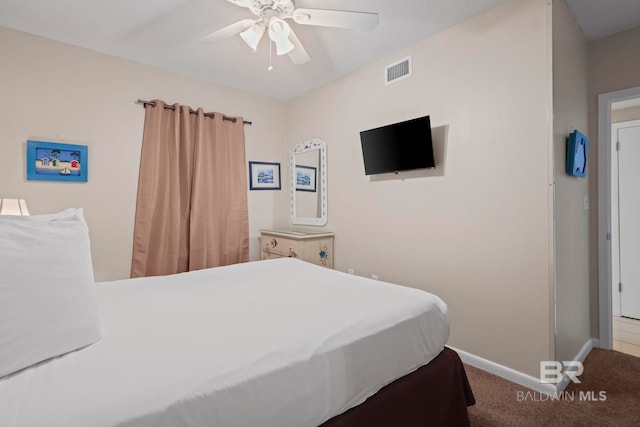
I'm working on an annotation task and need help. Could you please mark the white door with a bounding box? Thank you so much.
[619,124,640,319]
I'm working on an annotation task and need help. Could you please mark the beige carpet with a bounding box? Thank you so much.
[465,348,640,426]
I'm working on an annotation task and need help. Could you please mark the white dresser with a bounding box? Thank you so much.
[260,230,334,269]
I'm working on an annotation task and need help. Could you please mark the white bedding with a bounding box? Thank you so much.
[0,258,449,427]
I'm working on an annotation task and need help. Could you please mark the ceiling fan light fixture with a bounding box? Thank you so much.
[240,22,264,51]
[268,17,295,55]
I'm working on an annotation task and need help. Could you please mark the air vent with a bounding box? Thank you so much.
[385,56,412,85]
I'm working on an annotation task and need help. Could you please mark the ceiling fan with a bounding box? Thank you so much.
[202,0,379,66]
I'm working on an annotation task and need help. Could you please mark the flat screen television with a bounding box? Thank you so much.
[360,115,435,175]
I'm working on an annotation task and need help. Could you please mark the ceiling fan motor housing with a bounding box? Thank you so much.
[244,0,295,20]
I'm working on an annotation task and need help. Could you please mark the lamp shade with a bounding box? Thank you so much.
[0,199,29,216]
[240,22,264,51]
[268,17,295,55]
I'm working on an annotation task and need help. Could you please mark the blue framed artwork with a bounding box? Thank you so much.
[296,165,316,192]
[249,161,281,190]
[27,140,88,182]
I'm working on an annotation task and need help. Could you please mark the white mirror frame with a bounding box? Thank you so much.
[290,138,327,226]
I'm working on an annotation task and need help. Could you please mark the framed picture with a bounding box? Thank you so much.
[249,161,281,190]
[27,140,88,182]
[296,165,316,192]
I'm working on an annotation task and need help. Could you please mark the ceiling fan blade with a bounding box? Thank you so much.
[292,8,379,30]
[225,0,250,8]
[287,27,310,65]
[126,0,250,46]
[200,19,255,42]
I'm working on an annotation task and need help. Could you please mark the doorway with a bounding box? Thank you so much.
[614,119,640,319]
[598,86,640,356]
[611,116,640,357]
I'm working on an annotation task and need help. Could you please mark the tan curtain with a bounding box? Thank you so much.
[130,100,249,278]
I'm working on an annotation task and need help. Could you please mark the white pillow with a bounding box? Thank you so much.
[0,207,83,222]
[0,211,102,378]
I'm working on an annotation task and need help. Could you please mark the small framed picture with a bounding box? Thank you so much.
[27,140,88,182]
[296,165,316,192]
[249,161,281,190]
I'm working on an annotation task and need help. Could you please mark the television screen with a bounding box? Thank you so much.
[360,115,435,175]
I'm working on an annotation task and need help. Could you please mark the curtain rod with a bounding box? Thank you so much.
[136,99,252,125]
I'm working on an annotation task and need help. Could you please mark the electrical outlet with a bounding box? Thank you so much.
[347,268,355,275]
[371,274,379,280]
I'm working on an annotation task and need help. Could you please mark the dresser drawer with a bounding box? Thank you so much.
[260,230,334,269]
[261,235,301,258]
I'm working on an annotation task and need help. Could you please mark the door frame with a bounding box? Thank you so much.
[598,86,640,349]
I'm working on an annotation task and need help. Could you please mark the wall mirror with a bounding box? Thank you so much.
[290,138,327,226]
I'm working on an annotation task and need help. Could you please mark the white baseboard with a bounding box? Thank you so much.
[555,338,596,392]
[449,346,556,393]
[450,338,596,394]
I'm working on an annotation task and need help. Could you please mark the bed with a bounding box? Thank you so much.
[0,214,474,426]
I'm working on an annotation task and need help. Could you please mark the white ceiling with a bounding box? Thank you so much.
[564,0,640,41]
[1,0,639,101]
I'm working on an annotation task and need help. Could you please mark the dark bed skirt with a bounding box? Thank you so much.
[320,347,475,427]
